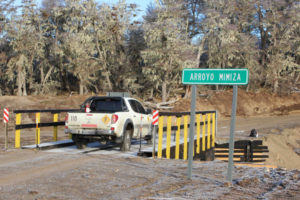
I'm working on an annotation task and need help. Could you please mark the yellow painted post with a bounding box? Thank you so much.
[212,113,216,147]
[175,117,181,160]
[196,114,201,154]
[15,113,21,148]
[157,116,164,159]
[36,113,41,145]
[207,114,211,149]
[183,115,188,160]
[53,113,58,141]
[202,115,206,151]
[166,116,172,159]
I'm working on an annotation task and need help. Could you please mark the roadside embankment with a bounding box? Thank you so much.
[263,128,300,170]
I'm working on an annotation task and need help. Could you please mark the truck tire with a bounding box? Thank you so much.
[76,141,87,149]
[120,129,132,151]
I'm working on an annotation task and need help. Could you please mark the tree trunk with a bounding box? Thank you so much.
[41,66,44,85]
[294,73,300,86]
[84,85,88,94]
[63,68,70,92]
[105,70,113,91]
[184,85,191,99]
[196,42,203,68]
[162,82,167,102]
[22,78,27,96]
[150,88,154,99]
[17,71,22,96]
[94,28,113,92]
[79,81,84,95]
[273,72,279,93]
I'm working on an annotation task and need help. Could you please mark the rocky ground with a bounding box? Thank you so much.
[0,149,299,200]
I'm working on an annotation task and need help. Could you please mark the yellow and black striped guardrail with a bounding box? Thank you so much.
[13,109,78,148]
[155,111,217,160]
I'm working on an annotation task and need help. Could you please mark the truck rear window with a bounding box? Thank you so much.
[92,98,124,112]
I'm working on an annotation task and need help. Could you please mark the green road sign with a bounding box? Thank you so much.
[182,69,248,85]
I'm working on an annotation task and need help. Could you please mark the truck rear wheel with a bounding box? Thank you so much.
[72,135,88,149]
[120,129,132,152]
[76,141,87,149]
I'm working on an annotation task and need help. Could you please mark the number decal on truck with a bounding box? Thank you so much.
[71,116,77,121]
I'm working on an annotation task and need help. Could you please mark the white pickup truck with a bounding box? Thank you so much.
[65,95,153,151]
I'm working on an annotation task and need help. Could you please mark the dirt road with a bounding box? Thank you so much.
[0,98,299,199]
[217,112,300,140]
[0,148,299,200]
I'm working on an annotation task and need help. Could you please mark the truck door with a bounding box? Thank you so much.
[134,100,152,136]
[128,100,142,137]
[128,100,151,137]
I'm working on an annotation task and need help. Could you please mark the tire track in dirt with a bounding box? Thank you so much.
[0,155,94,187]
[0,150,53,167]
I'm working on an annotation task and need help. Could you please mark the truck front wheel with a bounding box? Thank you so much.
[120,129,132,152]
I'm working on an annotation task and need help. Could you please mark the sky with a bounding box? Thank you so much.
[14,0,154,18]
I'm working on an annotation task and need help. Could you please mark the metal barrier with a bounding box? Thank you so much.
[215,140,269,163]
[156,111,217,160]
[13,109,78,148]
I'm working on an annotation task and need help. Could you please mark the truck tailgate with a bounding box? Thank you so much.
[67,112,112,129]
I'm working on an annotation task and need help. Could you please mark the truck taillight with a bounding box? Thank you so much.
[85,103,91,113]
[112,114,118,124]
[65,114,69,123]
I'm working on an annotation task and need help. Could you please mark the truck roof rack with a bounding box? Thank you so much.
[106,92,130,97]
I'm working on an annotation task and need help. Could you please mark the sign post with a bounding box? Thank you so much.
[152,110,159,158]
[227,85,238,182]
[182,68,248,180]
[3,108,9,150]
[187,85,196,179]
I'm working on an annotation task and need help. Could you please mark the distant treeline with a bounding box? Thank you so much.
[0,0,299,100]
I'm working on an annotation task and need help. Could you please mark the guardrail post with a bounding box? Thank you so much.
[157,116,164,159]
[196,114,201,154]
[175,117,181,160]
[202,115,206,152]
[53,113,58,141]
[212,112,216,147]
[166,116,172,159]
[207,114,211,149]
[183,115,188,160]
[35,112,40,146]
[15,113,21,148]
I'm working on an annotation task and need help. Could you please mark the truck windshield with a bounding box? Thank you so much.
[93,98,123,112]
